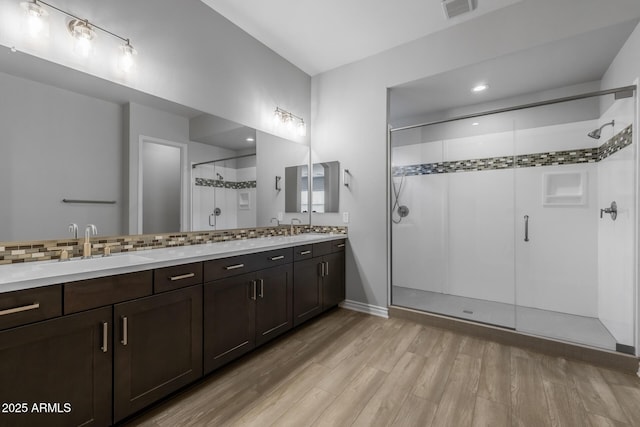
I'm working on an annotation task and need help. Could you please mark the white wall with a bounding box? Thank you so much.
[311,0,640,310]
[599,22,640,349]
[0,71,122,241]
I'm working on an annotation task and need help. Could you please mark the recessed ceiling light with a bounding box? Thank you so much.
[472,84,489,93]
[246,137,255,142]
[471,122,480,126]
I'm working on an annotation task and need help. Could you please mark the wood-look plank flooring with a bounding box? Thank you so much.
[124,309,640,427]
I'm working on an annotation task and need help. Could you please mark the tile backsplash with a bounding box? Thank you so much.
[0,225,347,265]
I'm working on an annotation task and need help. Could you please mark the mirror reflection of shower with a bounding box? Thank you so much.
[191,152,257,231]
[587,120,614,139]
[392,171,410,224]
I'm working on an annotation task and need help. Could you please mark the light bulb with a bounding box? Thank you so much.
[21,1,48,38]
[285,114,294,132]
[297,121,307,137]
[119,42,137,73]
[68,19,95,58]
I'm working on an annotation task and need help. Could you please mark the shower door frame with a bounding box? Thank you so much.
[388,84,638,354]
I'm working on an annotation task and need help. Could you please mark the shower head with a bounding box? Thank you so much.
[587,120,615,139]
[216,173,224,180]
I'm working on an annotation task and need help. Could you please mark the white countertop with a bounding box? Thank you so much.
[0,233,346,293]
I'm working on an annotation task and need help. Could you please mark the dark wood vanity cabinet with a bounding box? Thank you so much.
[293,239,346,326]
[0,306,113,427]
[203,249,293,373]
[113,285,203,423]
[0,237,344,425]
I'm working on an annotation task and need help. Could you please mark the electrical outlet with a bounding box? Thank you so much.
[343,212,349,223]
[277,212,283,221]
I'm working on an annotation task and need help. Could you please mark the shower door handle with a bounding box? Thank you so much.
[524,215,529,242]
[209,214,216,227]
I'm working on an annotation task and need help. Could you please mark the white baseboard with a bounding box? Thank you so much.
[339,300,389,318]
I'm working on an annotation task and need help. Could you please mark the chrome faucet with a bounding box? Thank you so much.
[83,224,97,258]
[270,217,280,226]
[290,218,302,235]
[68,223,78,239]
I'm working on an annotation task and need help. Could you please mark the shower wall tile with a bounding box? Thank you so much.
[393,125,632,177]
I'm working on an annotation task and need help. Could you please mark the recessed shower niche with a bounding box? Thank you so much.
[542,171,587,206]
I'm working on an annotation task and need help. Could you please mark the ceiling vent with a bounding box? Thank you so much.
[442,0,476,19]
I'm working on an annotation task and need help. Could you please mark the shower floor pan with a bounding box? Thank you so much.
[392,286,617,352]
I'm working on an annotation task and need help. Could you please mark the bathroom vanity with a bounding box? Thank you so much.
[0,233,346,426]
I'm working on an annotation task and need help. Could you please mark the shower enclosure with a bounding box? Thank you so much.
[390,87,637,353]
[191,153,257,230]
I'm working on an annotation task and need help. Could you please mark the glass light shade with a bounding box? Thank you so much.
[68,20,95,58]
[119,43,137,73]
[273,109,282,126]
[297,121,307,137]
[20,1,48,38]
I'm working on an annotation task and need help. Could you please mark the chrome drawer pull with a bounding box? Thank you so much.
[337,243,345,248]
[300,250,311,255]
[101,322,108,353]
[258,279,264,298]
[270,255,285,261]
[250,280,257,300]
[121,316,128,346]
[170,273,196,281]
[0,302,40,316]
[225,263,245,270]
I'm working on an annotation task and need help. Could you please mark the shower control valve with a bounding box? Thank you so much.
[600,201,617,221]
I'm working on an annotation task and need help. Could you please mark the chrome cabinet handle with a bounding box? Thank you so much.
[319,262,325,277]
[121,316,128,346]
[258,279,264,298]
[300,250,311,255]
[101,322,108,353]
[325,261,329,275]
[524,215,529,242]
[0,302,40,316]
[250,280,257,300]
[337,243,345,248]
[225,264,245,270]
[270,255,285,261]
[170,273,196,281]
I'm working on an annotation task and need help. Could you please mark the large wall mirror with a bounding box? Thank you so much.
[0,51,310,242]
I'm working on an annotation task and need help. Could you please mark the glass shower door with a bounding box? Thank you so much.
[513,93,636,352]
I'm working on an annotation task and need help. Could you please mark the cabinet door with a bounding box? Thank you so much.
[293,257,323,326]
[0,307,112,427]
[323,252,345,310]
[113,285,203,422]
[255,264,293,346]
[204,273,256,374]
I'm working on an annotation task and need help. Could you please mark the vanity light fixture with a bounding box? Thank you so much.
[472,83,489,93]
[19,0,137,71]
[273,107,307,137]
[20,0,48,38]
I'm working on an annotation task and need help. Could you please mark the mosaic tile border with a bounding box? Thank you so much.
[195,178,257,189]
[0,225,347,265]
[393,125,632,177]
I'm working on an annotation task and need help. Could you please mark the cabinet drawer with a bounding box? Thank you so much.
[252,248,293,271]
[293,244,313,261]
[314,239,346,257]
[204,248,293,281]
[0,285,61,331]
[154,262,203,293]
[204,254,258,281]
[64,271,153,314]
[331,239,346,253]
